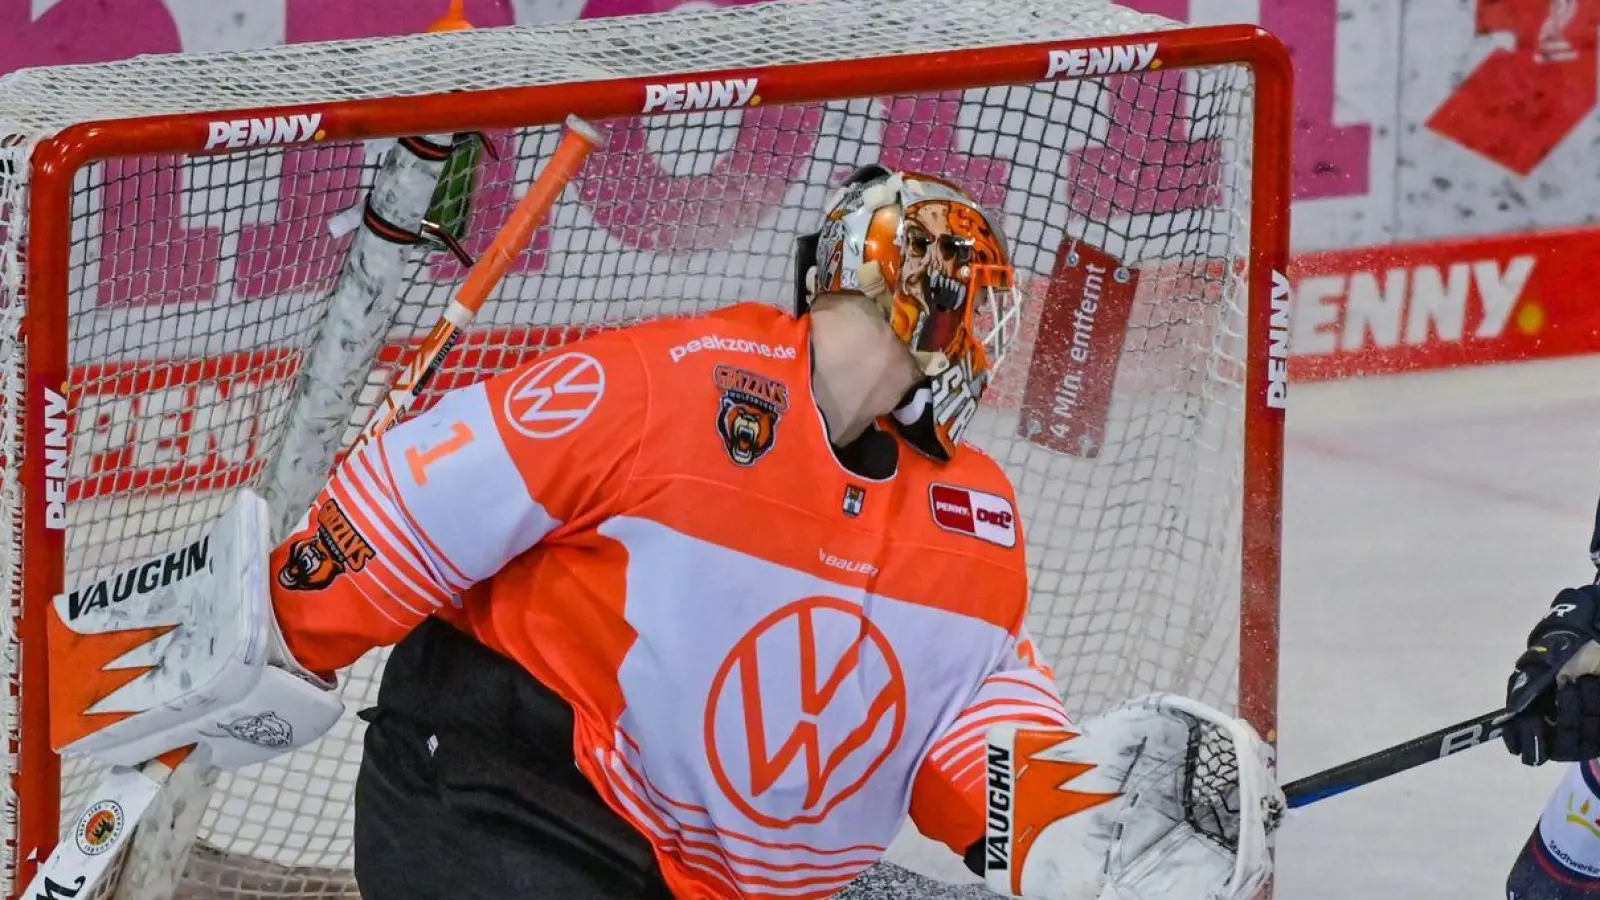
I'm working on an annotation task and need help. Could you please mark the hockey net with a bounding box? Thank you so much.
[0,0,1290,897]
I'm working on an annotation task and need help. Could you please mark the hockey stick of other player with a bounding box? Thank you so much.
[20,114,603,900]
[1285,493,1600,810]
[1281,707,1508,808]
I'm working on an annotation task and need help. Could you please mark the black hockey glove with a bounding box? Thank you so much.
[1504,584,1600,765]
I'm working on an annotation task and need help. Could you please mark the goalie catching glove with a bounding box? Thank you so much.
[984,693,1284,900]
[47,489,342,769]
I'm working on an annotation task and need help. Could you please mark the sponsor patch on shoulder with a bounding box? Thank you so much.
[929,483,1017,548]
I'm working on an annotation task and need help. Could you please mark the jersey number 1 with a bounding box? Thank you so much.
[405,422,475,485]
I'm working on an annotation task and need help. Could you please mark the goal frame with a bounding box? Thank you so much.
[12,23,1292,894]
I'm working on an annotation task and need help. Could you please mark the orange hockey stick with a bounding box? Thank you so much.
[358,113,604,445]
[24,113,603,900]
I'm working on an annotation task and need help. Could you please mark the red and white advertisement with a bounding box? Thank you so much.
[928,483,1018,548]
[1016,242,1140,458]
[68,352,297,500]
[1286,227,1600,380]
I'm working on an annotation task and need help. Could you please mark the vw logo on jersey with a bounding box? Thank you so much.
[503,352,606,439]
[705,597,908,828]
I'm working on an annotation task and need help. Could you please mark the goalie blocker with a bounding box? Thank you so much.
[984,694,1284,900]
[47,489,342,769]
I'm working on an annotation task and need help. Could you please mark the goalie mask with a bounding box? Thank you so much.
[794,166,1021,461]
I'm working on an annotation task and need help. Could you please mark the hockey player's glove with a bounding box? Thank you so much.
[982,694,1284,900]
[1505,584,1600,766]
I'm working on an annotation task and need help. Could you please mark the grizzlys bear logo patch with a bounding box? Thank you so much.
[203,711,294,749]
[714,364,790,467]
[277,498,375,591]
[74,800,124,856]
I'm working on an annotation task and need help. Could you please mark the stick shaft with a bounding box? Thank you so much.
[1283,708,1507,808]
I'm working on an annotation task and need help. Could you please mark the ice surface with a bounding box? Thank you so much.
[876,354,1600,896]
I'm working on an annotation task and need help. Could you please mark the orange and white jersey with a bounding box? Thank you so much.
[270,303,1069,899]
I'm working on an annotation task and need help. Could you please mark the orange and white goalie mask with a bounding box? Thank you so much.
[795,165,1022,461]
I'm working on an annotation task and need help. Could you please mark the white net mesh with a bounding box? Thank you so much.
[0,0,1273,897]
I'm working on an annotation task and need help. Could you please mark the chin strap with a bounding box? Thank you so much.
[889,380,951,463]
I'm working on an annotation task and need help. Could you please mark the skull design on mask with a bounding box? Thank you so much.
[795,167,1021,461]
[895,200,972,356]
[892,198,1011,371]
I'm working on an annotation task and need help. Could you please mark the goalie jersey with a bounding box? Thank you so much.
[270,302,1069,899]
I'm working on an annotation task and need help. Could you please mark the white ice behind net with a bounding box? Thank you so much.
[0,0,1257,897]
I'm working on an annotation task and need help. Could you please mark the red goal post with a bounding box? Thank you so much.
[5,8,1291,899]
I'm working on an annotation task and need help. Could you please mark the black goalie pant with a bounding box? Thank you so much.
[352,618,676,900]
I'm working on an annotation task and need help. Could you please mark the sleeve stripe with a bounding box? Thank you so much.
[927,698,1071,766]
[337,459,453,601]
[934,708,1077,786]
[931,708,1067,767]
[928,688,1062,746]
[985,672,1064,706]
[329,477,444,607]
[340,547,430,620]
[328,478,449,609]
[347,574,420,627]
[354,447,448,587]
[370,437,474,591]
[957,764,985,795]
[343,456,451,596]
[945,754,985,794]
[910,630,1073,854]
[334,468,435,591]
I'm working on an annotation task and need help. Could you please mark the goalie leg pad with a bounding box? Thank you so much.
[49,489,343,769]
[984,693,1283,900]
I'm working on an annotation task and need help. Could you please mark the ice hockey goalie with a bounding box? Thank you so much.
[48,166,1282,900]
